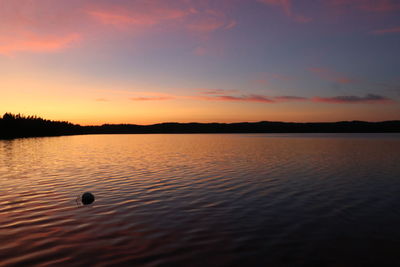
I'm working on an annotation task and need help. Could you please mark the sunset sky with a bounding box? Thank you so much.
[1,0,400,125]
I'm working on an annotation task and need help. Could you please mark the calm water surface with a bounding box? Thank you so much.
[1,134,400,266]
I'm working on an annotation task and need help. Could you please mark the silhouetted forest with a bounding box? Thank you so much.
[0,113,83,139]
[1,113,399,139]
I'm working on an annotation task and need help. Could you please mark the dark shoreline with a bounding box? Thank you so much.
[1,113,400,139]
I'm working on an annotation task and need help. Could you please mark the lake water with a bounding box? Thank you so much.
[1,134,400,266]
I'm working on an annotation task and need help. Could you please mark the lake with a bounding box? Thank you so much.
[1,134,400,266]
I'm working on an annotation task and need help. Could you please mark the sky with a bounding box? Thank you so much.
[1,0,400,125]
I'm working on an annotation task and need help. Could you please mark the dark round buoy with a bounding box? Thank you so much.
[81,192,95,205]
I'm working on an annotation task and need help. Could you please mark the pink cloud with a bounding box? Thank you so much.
[309,67,356,84]
[0,0,236,55]
[294,15,313,23]
[194,46,207,55]
[200,89,239,95]
[88,2,235,34]
[254,79,269,85]
[0,32,80,55]
[187,18,226,32]
[253,72,294,85]
[258,0,292,16]
[257,0,312,23]
[88,11,156,27]
[88,6,190,28]
[274,96,308,102]
[0,0,84,55]
[312,94,394,104]
[186,9,236,33]
[371,26,400,35]
[329,0,400,12]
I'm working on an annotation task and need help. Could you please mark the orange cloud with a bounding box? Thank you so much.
[309,67,356,84]
[0,32,80,55]
[130,96,174,101]
[95,98,109,102]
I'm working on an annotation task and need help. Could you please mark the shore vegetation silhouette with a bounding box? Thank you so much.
[1,112,399,139]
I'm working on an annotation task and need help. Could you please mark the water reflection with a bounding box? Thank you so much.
[0,134,400,266]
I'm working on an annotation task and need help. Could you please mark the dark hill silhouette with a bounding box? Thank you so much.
[1,113,399,139]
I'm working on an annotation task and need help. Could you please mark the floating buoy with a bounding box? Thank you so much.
[81,192,95,205]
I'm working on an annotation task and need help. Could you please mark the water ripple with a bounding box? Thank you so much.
[0,134,400,266]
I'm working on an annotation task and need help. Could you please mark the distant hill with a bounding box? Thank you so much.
[1,113,399,139]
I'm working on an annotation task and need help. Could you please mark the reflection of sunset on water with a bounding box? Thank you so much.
[1,134,400,265]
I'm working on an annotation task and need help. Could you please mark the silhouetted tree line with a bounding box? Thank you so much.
[1,112,399,139]
[0,113,83,139]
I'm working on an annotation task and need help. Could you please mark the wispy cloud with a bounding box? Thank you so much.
[329,0,400,12]
[200,89,239,95]
[197,94,309,103]
[130,96,174,101]
[274,96,309,102]
[0,32,80,55]
[88,6,190,28]
[309,67,356,84]
[371,26,400,35]
[95,98,109,102]
[312,94,394,104]
[257,0,292,16]
[0,0,237,55]
[198,94,275,103]
[88,2,235,34]
[185,7,237,34]
[257,0,312,23]
[253,72,295,85]
[123,89,393,105]
[187,17,235,33]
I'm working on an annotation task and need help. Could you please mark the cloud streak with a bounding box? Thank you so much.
[371,26,400,35]
[200,89,239,95]
[257,0,312,22]
[129,90,394,105]
[130,96,174,101]
[88,2,236,34]
[0,32,80,55]
[274,96,309,102]
[330,0,400,12]
[309,67,356,84]
[196,92,394,105]
[312,94,393,104]
[0,0,237,55]
[88,6,190,28]
[204,94,275,103]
